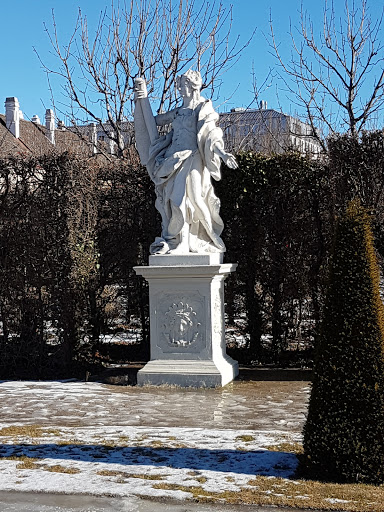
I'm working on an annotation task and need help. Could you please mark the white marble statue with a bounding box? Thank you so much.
[134,70,238,255]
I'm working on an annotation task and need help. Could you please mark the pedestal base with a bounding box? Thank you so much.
[137,358,238,387]
[134,254,238,388]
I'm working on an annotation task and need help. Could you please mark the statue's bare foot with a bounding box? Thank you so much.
[150,237,169,255]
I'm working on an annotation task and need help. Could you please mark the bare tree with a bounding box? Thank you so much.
[36,0,253,156]
[270,0,384,148]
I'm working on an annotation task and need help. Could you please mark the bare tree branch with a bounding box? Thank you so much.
[269,0,384,143]
[35,0,254,156]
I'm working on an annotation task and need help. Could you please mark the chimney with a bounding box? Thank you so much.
[108,131,115,155]
[45,109,55,145]
[260,100,268,110]
[5,97,20,138]
[90,123,97,155]
[31,115,41,125]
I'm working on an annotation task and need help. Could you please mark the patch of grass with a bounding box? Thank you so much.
[0,426,60,438]
[154,476,384,511]
[97,439,118,449]
[153,482,207,495]
[97,469,121,477]
[1,455,38,465]
[57,439,83,446]
[97,469,165,480]
[150,441,188,449]
[15,458,39,470]
[43,465,80,474]
[172,442,188,449]
[235,435,255,443]
[266,442,304,454]
[101,445,116,452]
[3,456,79,474]
[185,472,207,484]
[149,440,166,448]
[118,436,130,445]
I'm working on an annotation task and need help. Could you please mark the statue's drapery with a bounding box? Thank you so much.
[135,97,226,253]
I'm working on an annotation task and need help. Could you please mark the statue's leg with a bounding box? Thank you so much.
[167,222,189,253]
[187,167,224,251]
[167,193,190,253]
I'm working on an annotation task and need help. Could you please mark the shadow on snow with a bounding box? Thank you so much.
[0,443,297,478]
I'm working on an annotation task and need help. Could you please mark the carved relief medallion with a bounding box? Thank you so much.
[155,292,206,353]
[163,301,200,347]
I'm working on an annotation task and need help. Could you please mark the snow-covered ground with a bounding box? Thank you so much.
[0,425,300,499]
[0,380,309,502]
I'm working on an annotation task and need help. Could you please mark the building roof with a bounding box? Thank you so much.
[54,127,94,156]
[0,115,51,157]
[219,108,286,123]
[0,114,93,159]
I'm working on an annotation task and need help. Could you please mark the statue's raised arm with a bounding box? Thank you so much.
[133,70,237,256]
[134,78,159,165]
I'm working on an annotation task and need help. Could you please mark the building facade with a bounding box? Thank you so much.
[218,103,322,156]
[1,97,322,158]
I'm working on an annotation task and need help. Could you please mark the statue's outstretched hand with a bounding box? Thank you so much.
[222,153,238,169]
[134,77,148,100]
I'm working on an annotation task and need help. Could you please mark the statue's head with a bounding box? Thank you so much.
[176,70,202,92]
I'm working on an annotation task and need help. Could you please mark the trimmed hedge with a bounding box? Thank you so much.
[2,131,384,376]
[303,200,384,484]
[0,154,156,378]
[217,152,328,362]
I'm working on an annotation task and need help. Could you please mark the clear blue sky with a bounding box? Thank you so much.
[0,0,382,127]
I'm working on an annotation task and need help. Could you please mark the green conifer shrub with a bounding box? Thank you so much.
[303,200,384,484]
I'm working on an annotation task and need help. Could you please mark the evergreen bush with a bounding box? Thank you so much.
[303,200,384,484]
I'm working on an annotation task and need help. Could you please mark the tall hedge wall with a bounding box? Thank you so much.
[217,151,329,362]
[1,131,384,377]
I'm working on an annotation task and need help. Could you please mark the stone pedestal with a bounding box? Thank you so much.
[134,254,238,387]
